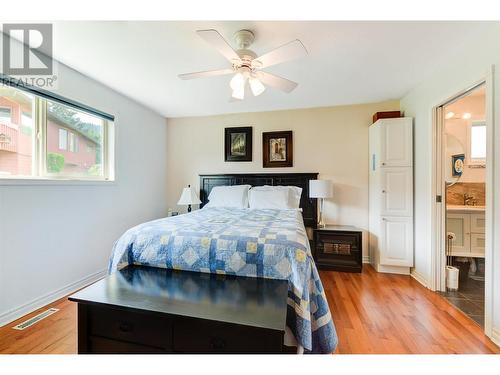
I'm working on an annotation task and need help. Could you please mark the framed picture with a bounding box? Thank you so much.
[262,131,293,168]
[452,154,465,177]
[225,126,252,162]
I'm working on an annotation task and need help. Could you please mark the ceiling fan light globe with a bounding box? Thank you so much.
[231,87,245,100]
[249,77,266,96]
[230,72,245,91]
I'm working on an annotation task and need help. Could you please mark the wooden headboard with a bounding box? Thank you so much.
[199,173,319,228]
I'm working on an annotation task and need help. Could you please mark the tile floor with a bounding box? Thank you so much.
[440,276,485,326]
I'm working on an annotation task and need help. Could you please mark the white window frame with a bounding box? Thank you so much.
[467,120,486,166]
[0,88,115,183]
[0,106,12,122]
[68,131,75,152]
[59,128,68,150]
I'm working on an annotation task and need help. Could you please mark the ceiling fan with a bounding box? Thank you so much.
[178,29,308,100]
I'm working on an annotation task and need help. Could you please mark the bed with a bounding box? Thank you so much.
[108,173,338,354]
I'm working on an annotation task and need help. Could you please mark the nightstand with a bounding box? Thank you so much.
[313,225,363,273]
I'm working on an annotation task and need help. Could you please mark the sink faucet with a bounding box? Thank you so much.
[463,193,475,206]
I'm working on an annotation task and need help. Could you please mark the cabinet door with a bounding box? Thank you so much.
[380,119,412,167]
[380,167,413,216]
[446,213,471,256]
[470,233,485,257]
[380,216,413,267]
[470,213,485,233]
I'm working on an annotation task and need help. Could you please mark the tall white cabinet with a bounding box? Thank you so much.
[369,118,414,274]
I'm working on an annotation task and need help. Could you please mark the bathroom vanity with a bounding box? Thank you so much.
[446,205,485,258]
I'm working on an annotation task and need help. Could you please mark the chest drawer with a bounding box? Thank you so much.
[172,318,283,353]
[88,335,165,354]
[88,305,172,350]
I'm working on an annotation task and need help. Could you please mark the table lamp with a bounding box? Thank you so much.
[177,184,201,213]
[309,180,333,228]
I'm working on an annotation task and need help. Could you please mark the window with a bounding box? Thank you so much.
[47,101,106,178]
[59,128,68,150]
[469,121,486,164]
[0,84,114,181]
[0,88,34,177]
[0,106,12,123]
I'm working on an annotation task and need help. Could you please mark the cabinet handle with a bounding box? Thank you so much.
[382,162,386,166]
[382,190,386,193]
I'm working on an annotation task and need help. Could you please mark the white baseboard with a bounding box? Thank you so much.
[410,269,428,288]
[0,269,106,327]
[492,327,500,347]
[362,255,371,264]
[375,263,411,275]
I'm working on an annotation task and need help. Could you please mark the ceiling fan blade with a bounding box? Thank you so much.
[196,29,241,63]
[256,71,298,93]
[253,40,307,68]
[178,68,234,80]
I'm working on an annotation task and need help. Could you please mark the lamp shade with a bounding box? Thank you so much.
[177,185,201,206]
[309,180,333,198]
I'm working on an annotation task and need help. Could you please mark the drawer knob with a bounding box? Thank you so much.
[210,336,226,350]
[118,321,133,333]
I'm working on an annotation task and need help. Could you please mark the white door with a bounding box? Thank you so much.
[380,216,413,267]
[380,119,412,167]
[446,213,471,256]
[380,167,413,216]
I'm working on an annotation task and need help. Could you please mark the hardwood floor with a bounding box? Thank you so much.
[322,266,499,354]
[0,265,498,354]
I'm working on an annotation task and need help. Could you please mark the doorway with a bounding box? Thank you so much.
[434,81,490,328]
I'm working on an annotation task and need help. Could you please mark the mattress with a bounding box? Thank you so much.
[108,207,337,353]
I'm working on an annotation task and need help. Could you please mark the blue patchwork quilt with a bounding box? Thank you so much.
[108,207,338,353]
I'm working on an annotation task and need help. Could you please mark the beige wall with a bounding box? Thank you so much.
[166,100,399,259]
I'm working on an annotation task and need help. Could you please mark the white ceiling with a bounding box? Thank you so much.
[47,21,491,118]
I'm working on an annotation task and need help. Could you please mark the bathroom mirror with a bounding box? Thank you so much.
[445,133,466,183]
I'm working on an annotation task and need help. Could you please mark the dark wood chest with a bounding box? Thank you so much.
[69,266,288,354]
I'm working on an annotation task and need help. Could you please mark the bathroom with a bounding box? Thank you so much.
[443,84,486,326]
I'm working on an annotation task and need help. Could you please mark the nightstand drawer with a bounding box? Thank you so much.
[313,228,362,272]
[316,232,360,253]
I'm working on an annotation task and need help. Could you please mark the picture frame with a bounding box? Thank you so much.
[452,153,465,177]
[262,131,293,168]
[224,126,252,162]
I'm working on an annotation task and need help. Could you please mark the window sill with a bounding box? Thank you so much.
[0,177,116,186]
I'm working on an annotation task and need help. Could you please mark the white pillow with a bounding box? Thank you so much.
[205,185,251,208]
[250,185,302,209]
[248,188,290,209]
